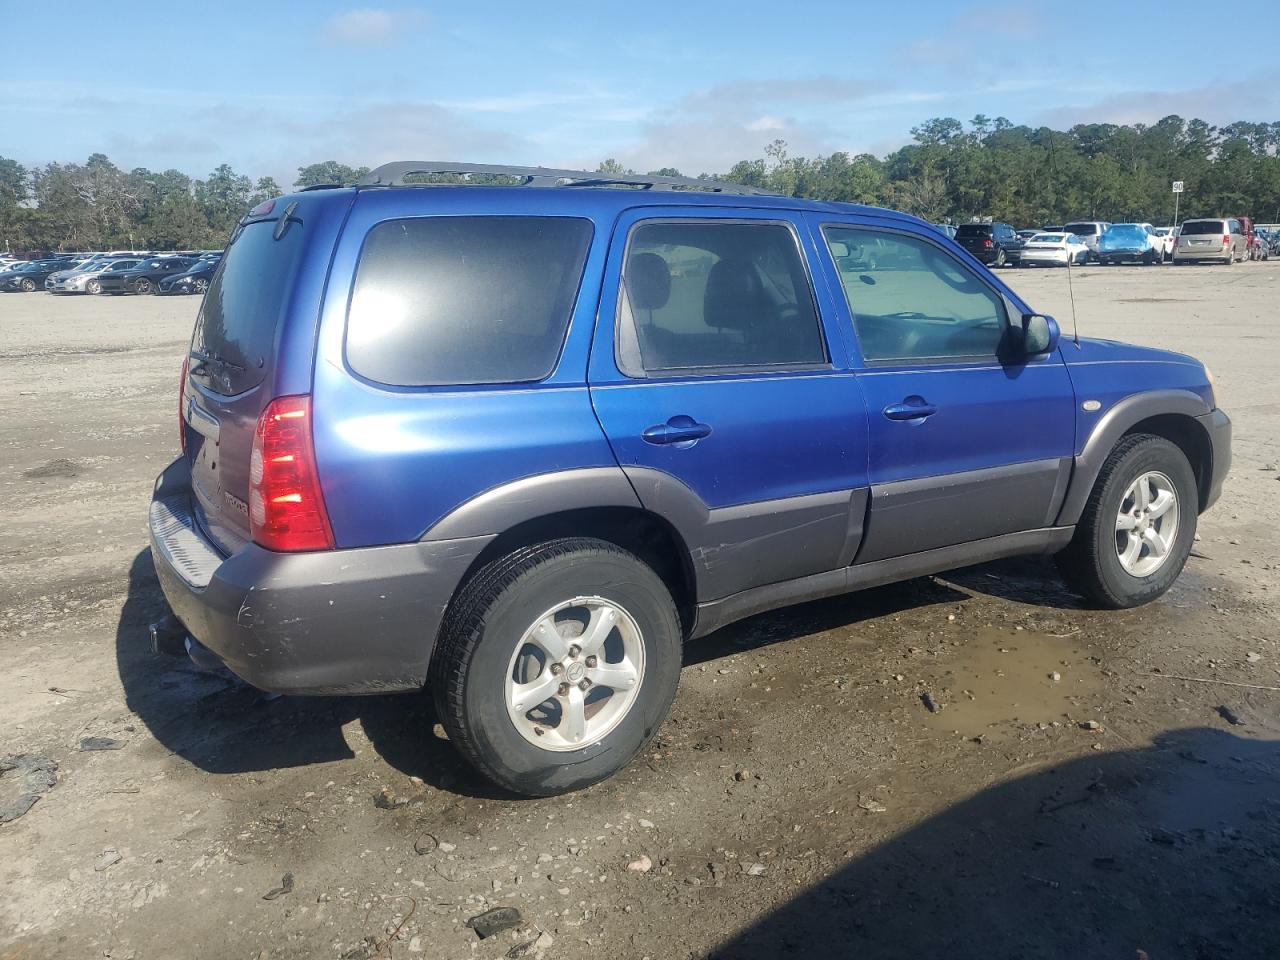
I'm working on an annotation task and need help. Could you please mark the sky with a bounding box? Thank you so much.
[2,0,1278,188]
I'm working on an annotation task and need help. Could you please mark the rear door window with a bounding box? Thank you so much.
[192,218,305,395]
[345,216,592,386]
[615,220,827,376]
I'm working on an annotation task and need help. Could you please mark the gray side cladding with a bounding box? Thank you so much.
[424,465,868,605]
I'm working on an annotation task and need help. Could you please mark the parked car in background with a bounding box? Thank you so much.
[0,259,77,292]
[1255,227,1277,259]
[1018,232,1090,267]
[1097,223,1166,264]
[1062,221,1110,261]
[1173,218,1248,264]
[146,162,1229,797]
[1042,224,1064,232]
[955,221,1022,266]
[96,256,197,294]
[158,257,221,295]
[1238,216,1264,260]
[1016,229,1041,242]
[931,223,957,240]
[1152,227,1178,260]
[46,257,144,294]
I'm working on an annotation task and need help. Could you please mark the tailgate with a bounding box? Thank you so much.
[183,212,309,555]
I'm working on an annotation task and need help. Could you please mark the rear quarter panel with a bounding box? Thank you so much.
[310,189,619,548]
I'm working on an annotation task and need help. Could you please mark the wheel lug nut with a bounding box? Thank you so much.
[550,663,564,676]
[585,656,598,668]
[557,682,570,696]
[568,644,581,659]
[578,679,591,691]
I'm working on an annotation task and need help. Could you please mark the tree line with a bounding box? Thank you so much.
[3,114,1279,252]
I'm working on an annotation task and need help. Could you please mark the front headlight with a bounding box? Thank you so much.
[1204,365,1217,409]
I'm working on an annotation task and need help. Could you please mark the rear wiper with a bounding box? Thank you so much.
[189,348,245,371]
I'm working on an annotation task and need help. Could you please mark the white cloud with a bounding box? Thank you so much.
[320,8,425,47]
[1038,78,1280,129]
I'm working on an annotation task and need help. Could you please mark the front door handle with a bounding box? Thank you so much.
[642,415,712,446]
[883,397,938,421]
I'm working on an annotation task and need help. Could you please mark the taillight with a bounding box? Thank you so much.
[179,356,189,455]
[983,239,993,248]
[249,395,334,552]
[1223,235,1230,246]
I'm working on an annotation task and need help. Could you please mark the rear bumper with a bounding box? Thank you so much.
[1173,249,1230,262]
[148,457,493,695]
[1198,408,1231,513]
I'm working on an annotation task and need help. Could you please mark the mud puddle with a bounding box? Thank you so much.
[920,626,1102,738]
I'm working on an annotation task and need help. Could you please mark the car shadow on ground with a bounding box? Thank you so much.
[116,549,1082,797]
[710,726,1280,960]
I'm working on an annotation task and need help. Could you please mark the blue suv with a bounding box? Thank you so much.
[150,163,1231,796]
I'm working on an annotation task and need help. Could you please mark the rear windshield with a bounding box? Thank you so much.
[191,218,304,395]
[1180,220,1226,235]
[956,224,991,237]
[345,216,592,387]
[1063,223,1099,236]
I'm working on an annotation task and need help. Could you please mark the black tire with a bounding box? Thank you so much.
[431,538,682,796]
[20,278,35,292]
[86,278,101,295]
[1056,434,1198,609]
[994,248,1007,268]
[134,277,152,294]
[194,278,209,294]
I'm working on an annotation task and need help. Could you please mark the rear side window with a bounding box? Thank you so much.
[956,224,992,238]
[346,217,591,386]
[1064,222,1099,236]
[615,220,826,376]
[1180,220,1226,235]
[193,219,304,395]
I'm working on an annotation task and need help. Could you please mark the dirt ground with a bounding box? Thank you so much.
[2,261,1278,960]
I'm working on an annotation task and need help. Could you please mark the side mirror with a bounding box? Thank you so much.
[1018,313,1059,356]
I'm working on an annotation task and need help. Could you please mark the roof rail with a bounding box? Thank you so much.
[356,161,775,196]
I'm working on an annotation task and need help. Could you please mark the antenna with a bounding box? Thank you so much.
[1066,246,1081,347]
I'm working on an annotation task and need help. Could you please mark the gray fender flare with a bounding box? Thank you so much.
[1055,389,1211,526]
[421,467,646,541]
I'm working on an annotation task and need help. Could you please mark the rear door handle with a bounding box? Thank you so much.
[642,415,712,446]
[883,397,938,421]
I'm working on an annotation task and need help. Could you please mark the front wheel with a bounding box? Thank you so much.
[431,538,682,796]
[134,277,152,294]
[1056,434,1197,609]
[20,278,36,292]
[86,278,102,295]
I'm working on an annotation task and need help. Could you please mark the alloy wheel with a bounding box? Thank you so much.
[504,596,645,752]
[1115,471,1179,577]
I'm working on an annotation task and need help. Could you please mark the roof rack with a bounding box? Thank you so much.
[356,161,776,196]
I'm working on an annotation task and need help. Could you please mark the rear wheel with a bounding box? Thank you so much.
[431,538,682,796]
[1056,434,1197,609]
[994,248,1007,268]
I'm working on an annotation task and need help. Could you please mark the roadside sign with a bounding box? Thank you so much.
[1172,181,1184,193]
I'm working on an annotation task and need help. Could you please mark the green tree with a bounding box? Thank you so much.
[294,161,369,188]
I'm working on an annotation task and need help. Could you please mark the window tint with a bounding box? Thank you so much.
[1064,222,1100,236]
[956,224,992,238]
[346,216,592,387]
[824,226,1007,363]
[616,220,826,375]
